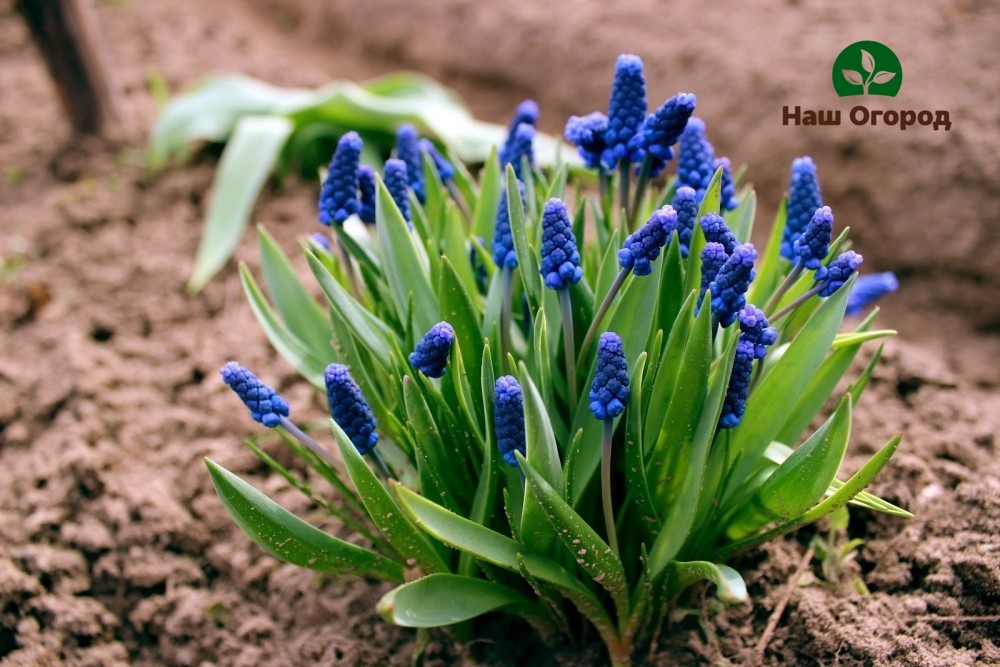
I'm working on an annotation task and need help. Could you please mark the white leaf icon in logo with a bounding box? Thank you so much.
[842,69,864,86]
[872,71,896,84]
[861,49,875,73]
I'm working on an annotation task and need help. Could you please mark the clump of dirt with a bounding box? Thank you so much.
[0,1,997,666]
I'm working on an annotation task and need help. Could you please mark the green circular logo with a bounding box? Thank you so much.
[832,41,902,97]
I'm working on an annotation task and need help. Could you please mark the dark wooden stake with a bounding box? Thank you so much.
[16,0,125,135]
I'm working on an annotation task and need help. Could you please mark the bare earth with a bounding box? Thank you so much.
[0,1,997,665]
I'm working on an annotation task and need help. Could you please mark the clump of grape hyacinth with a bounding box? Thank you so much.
[318,132,362,226]
[847,272,899,315]
[324,363,379,455]
[719,339,755,429]
[589,332,630,420]
[492,180,523,269]
[671,186,699,257]
[618,206,677,276]
[782,157,822,260]
[418,138,454,184]
[409,322,455,379]
[710,244,758,327]
[384,158,411,225]
[539,199,584,290]
[395,125,425,203]
[565,112,609,171]
[494,376,525,467]
[816,251,863,297]
[357,165,377,224]
[602,54,647,169]
[676,117,715,197]
[714,157,739,211]
[700,213,738,254]
[794,206,834,270]
[220,362,290,428]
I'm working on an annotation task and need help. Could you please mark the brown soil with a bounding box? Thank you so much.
[0,1,997,666]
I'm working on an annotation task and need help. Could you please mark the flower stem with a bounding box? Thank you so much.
[446,181,472,220]
[629,154,654,231]
[578,268,630,366]
[336,235,361,297]
[770,285,822,322]
[618,159,631,225]
[559,288,578,413]
[764,258,804,314]
[601,419,620,557]
[279,416,336,465]
[367,448,393,482]
[500,266,514,372]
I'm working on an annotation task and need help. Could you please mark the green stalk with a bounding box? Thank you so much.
[559,288,578,413]
[770,284,822,322]
[618,159,631,225]
[500,266,514,372]
[601,419,620,557]
[764,258,804,314]
[629,154,654,230]
[578,267,630,366]
[367,448,394,481]
[336,235,361,297]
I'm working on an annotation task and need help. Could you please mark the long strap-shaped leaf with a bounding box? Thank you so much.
[205,459,403,582]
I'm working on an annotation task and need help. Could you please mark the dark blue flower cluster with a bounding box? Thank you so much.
[676,118,715,197]
[494,375,526,467]
[719,339,755,429]
[846,272,898,315]
[501,100,539,171]
[602,54,647,169]
[714,157,739,211]
[634,92,697,165]
[318,132,362,226]
[418,138,455,185]
[539,199,584,290]
[618,206,677,276]
[220,362,290,428]
[395,125,426,203]
[782,157,822,260]
[409,322,455,378]
[324,363,379,455]
[709,244,758,327]
[384,158,411,225]
[565,112,609,170]
[671,186,699,257]
[737,306,778,359]
[700,213,738,254]
[589,332,630,420]
[357,165,377,224]
[793,205,834,270]
[815,251,863,297]
[503,124,536,181]
[699,242,729,308]
[492,180,524,269]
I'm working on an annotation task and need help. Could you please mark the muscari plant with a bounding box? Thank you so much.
[207,54,909,666]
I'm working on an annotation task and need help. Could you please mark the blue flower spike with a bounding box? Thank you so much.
[699,242,728,308]
[220,362,290,428]
[357,165,377,224]
[710,243,758,327]
[715,157,739,211]
[418,138,455,185]
[846,272,899,315]
[318,132,362,226]
[589,332,630,421]
[719,338,755,429]
[492,180,524,269]
[815,251,863,297]
[395,124,425,203]
[324,363,379,455]
[671,186,699,257]
[700,213,738,254]
[782,156,823,260]
[383,158,411,225]
[503,123,536,180]
[409,322,456,379]
[540,198,584,290]
[618,206,677,276]
[794,205,834,270]
[676,117,716,197]
[565,112,609,171]
[603,54,647,169]
[501,100,539,165]
[494,375,526,468]
[635,92,697,173]
[737,306,778,359]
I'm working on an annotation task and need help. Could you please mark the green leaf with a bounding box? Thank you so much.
[376,180,439,336]
[623,353,658,544]
[505,165,540,308]
[473,150,502,242]
[188,115,293,292]
[257,227,334,360]
[518,366,563,554]
[746,196,788,307]
[666,561,747,605]
[239,264,325,387]
[205,458,403,582]
[331,420,450,575]
[403,377,463,514]
[438,256,485,410]
[379,574,540,627]
[728,190,756,244]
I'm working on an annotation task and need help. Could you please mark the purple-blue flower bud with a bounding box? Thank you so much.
[815,251,863,297]
[699,242,729,309]
[602,54,647,168]
[502,123,535,181]
[409,321,455,378]
[565,112,609,171]
[589,332,630,420]
[324,363,379,455]
[793,206,834,270]
[618,206,677,276]
[494,375,526,468]
[719,339,755,429]
[671,186,699,258]
[310,232,331,252]
[635,92,697,162]
[220,361,290,428]
[383,158,411,225]
[318,132,362,226]
[501,100,539,167]
[676,117,716,197]
[737,305,778,359]
[782,157,823,260]
[539,198,584,290]
[710,243,758,327]
[846,272,899,316]
[492,180,524,269]
[357,165,377,224]
[395,125,426,203]
[418,138,455,185]
[715,157,739,211]
[700,213,738,254]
